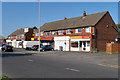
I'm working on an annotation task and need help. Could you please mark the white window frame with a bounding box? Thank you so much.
[86,27,91,33]
[33,29,36,33]
[35,33,39,36]
[66,29,71,34]
[52,31,55,35]
[22,35,24,38]
[46,32,49,36]
[75,28,82,33]
[58,30,64,35]
[40,32,43,36]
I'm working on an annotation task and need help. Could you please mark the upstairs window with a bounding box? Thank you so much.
[41,32,43,36]
[46,32,49,36]
[75,28,82,33]
[52,31,55,35]
[19,36,20,38]
[58,30,64,35]
[86,27,91,33]
[33,29,36,33]
[22,35,24,38]
[66,29,71,34]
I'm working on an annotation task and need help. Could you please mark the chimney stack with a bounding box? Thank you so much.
[83,11,86,16]
[64,17,67,20]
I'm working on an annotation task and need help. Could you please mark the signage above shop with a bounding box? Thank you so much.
[70,36,91,39]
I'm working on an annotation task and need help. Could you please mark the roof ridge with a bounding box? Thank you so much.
[44,11,108,25]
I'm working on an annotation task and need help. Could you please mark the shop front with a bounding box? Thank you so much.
[54,36,70,51]
[70,36,91,52]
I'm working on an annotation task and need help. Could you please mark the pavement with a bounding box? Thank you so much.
[1,49,119,78]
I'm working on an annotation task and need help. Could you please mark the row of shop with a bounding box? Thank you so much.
[31,36,91,52]
[6,36,91,52]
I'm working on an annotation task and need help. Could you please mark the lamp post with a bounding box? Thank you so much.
[38,0,40,52]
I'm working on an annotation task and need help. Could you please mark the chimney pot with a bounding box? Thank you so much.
[64,17,67,20]
[83,11,86,16]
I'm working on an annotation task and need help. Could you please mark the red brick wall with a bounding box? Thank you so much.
[95,12,118,51]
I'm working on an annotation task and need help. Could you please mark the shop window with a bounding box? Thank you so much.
[71,41,78,47]
[66,29,71,34]
[19,42,22,46]
[75,28,82,33]
[87,41,90,47]
[46,32,49,36]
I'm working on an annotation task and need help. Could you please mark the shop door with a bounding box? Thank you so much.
[82,41,86,51]
[79,41,82,51]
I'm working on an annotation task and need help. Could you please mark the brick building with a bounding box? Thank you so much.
[31,11,118,52]
[0,35,6,45]
[6,26,38,48]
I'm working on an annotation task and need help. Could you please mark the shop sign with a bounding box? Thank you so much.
[70,36,91,39]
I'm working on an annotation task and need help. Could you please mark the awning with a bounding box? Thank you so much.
[40,37,54,41]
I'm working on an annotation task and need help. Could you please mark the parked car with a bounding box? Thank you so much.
[2,45,13,52]
[39,45,54,51]
[32,44,43,51]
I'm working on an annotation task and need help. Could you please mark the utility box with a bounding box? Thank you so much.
[106,43,120,54]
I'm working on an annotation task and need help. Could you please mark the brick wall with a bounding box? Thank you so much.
[95,12,118,51]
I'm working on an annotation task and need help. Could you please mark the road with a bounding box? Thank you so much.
[2,51,118,78]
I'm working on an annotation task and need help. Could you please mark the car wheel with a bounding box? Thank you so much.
[42,49,44,51]
[52,49,54,51]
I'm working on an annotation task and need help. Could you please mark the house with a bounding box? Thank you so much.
[6,26,38,48]
[0,35,6,45]
[31,11,118,52]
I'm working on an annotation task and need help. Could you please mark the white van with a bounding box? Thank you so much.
[23,41,40,50]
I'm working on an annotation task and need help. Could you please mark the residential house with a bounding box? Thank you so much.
[31,11,118,52]
[6,26,38,48]
[0,35,6,45]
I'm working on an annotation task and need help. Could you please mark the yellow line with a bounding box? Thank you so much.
[98,64,120,69]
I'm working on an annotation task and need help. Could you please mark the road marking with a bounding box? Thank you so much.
[66,68,79,72]
[28,59,33,62]
[98,64,120,69]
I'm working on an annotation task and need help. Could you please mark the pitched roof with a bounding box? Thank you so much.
[8,28,25,36]
[0,35,5,39]
[40,11,108,32]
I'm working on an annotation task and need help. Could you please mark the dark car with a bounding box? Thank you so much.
[39,45,54,51]
[2,45,13,52]
[32,45,39,51]
[31,44,43,51]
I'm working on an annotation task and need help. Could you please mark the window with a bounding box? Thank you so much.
[35,33,39,36]
[19,36,20,38]
[52,31,55,35]
[75,28,82,33]
[46,32,49,36]
[87,41,90,47]
[16,36,17,38]
[66,29,71,34]
[86,27,91,33]
[33,29,36,33]
[58,30,64,35]
[41,32,43,36]
[71,41,78,47]
[22,35,24,38]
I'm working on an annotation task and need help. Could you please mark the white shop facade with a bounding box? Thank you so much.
[54,36,91,52]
